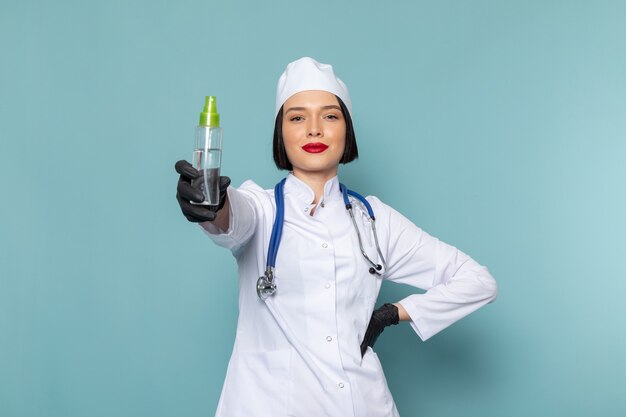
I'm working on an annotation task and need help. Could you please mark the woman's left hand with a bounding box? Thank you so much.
[360,303,400,357]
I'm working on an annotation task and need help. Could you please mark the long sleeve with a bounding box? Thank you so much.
[198,180,263,253]
[379,201,498,341]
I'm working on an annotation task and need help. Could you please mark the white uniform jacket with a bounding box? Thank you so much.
[201,173,497,417]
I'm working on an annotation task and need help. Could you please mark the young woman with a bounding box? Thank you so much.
[175,57,498,417]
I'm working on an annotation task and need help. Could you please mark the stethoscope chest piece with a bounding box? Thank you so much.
[257,272,276,300]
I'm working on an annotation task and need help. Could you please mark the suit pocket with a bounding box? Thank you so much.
[359,346,394,412]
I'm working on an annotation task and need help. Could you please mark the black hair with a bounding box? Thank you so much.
[273,95,358,170]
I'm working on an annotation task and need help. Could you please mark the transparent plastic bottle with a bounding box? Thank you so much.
[191,96,223,206]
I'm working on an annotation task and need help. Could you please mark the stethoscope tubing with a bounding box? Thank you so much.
[340,184,387,275]
[267,178,286,270]
[342,186,375,219]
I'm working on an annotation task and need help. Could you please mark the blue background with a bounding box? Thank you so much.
[1,1,625,416]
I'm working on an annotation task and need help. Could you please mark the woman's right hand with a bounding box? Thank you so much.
[175,160,231,223]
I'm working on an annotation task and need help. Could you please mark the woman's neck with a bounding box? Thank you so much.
[292,168,338,205]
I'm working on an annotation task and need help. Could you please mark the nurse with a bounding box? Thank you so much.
[175,57,498,417]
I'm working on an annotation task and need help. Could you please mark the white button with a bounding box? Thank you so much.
[322,243,328,248]
[326,336,333,342]
[324,283,331,289]
[338,382,345,388]
[304,207,309,212]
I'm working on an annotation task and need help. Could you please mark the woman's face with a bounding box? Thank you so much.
[281,90,346,179]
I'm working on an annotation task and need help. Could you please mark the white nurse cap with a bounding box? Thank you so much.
[275,57,352,117]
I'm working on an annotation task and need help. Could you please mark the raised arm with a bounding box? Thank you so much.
[175,159,230,224]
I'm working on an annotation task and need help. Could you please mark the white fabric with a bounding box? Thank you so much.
[200,173,497,417]
[275,57,352,117]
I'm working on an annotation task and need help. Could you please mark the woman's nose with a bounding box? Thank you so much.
[307,122,322,137]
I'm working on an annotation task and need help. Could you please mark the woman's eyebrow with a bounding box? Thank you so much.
[285,105,341,114]
[285,106,306,114]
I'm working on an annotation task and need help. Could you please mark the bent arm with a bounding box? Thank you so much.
[383,205,498,340]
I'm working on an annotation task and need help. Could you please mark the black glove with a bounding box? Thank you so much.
[175,160,231,223]
[360,303,399,357]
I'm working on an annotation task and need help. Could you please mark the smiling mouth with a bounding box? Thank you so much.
[302,143,329,153]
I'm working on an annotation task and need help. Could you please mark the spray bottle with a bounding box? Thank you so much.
[192,96,223,206]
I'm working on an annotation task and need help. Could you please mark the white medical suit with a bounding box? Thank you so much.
[201,173,497,417]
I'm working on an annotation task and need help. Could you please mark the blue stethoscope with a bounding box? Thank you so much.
[257,178,388,300]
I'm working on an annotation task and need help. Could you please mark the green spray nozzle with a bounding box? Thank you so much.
[199,96,220,127]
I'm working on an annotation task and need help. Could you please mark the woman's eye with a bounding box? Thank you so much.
[290,116,304,122]
[325,114,339,120]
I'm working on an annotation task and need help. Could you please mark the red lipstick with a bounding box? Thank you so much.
[302,142,329,153]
